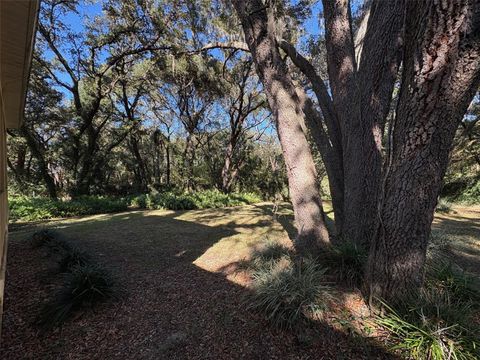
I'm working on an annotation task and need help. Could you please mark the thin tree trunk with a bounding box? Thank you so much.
[184,134,195,191]
[233,0,330,253]
[367,0,480,301]
[221,141,235,193]
[165,140,171,186]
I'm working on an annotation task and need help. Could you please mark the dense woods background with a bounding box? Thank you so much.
[6,0,480,308]
[7,0,290,200]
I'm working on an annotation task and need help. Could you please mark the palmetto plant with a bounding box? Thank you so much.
[37,264,115,329]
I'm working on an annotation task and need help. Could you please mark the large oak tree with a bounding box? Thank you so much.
[232,0,480,299]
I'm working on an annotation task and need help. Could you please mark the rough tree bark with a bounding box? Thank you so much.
[276,0,404,244]
[320,0,404,248]
[367,0,480,301]
[20,125,58,199]
[280,41,345,238]
[232,0,330,252]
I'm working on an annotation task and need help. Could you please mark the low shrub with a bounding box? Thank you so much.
[247,256,332,329]
[320,241,367,286]
[32,230,115,329]
[376,252,480,360]
[10,191,262,222]
[31,229,58,248]
[435,199,453,213]
[426,259,480,303]
[130,190,261,211]
[58,248,91,273]
[31,229,72,253]
[443,178,480,205]
[37,264,115,329]
[377,300,479,360]
[241,239,294,272]
[9,196,129,222]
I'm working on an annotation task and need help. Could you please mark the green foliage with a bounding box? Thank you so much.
[247,255,332,329]
[377,300,479,360]
[253,240,293,263]
[426,259,480,303]
[10,191,262,222]
[130,190,261,211]
[320,241,368,286]
[31,229,59,248]
[435,199,453,213]
[32,229,74,255]
[454,180,480,204]
[9,196,129,222]
[241,239,294,272]
[37,264,115,329]
[58,248,91,273]
[33,230,115,329]
[377,251,480,360]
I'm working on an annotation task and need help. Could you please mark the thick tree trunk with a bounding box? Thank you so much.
[130,134,149,192]
[367,0,480,301]
[342,0,404,248]
[20,126,58,199]
[322,0,366,246]
[233,0,330,252]
[274,1,404,243]
[321,0,404,248]
[295,87,345,239]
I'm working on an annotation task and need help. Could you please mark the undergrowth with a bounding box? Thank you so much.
[247,256,332,329]
[245,236,479,359]
[130,190,261,211]
[320,241,367,286]
[435,199,454,214]
[37,264,115,329]
[32,230,115,329]
[10,190,262,222]
[376,233,480,360]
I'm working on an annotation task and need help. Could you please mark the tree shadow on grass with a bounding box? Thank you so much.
[252,203,337,242]
[3,207,397,359]
[432,214,480,276]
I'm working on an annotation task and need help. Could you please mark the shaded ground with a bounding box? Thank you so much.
[433,204,480,276]
[1,203,478,359]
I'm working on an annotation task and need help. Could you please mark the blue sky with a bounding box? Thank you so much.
[63,1,103,32]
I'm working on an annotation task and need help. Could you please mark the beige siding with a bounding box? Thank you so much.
[0,0,39,333]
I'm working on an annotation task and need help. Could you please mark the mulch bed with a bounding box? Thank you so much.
[1,218,396,359]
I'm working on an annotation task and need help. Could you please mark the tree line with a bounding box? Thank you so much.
[7,0,287,200]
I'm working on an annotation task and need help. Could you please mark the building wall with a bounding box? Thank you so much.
[0,1,39,334]
[0,84,7,332]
